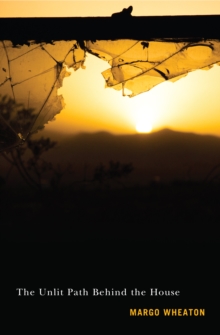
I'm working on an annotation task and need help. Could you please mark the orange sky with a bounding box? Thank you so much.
[1,1,220,17]
[1,1,220,137]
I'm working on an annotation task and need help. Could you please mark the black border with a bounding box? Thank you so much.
[0,15,220,44]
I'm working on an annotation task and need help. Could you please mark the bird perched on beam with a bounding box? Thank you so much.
[111,6,133,19]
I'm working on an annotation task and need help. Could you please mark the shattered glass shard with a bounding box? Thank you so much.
[0,40,86,151]
[86,40,220,97]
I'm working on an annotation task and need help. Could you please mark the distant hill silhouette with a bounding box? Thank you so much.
[1,128,220,241]
[35,128,220,185]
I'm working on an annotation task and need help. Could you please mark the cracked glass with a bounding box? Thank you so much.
[1,37,220,151]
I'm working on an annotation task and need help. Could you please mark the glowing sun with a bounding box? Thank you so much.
[136,117,153,133]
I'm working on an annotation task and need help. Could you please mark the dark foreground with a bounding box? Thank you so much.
[1,181,220,242]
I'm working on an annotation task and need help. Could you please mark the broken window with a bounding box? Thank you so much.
[1,13,220,151]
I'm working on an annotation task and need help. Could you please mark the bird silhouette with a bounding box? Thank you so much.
[111,6,133,19]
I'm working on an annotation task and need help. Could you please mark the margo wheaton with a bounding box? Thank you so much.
[130,309,205,316]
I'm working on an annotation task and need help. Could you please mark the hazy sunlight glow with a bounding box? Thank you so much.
[136,113,153,133]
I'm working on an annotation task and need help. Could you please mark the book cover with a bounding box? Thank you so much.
[0,1,219,325]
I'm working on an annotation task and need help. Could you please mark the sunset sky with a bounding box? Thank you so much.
[1,1,220,137]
